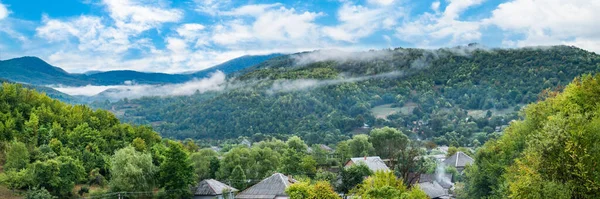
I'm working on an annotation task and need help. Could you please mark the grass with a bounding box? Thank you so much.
[370,103,417,120]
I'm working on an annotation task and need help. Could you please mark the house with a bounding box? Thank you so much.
[443,152,474,173]
[193,179,238,199]
[344,156,390,172]
[235,173,296,199]
[407,173,452,199]
[417,181,449,199]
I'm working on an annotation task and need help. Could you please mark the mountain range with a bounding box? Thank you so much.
[0,54,283,86]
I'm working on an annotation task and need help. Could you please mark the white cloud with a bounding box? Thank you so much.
[324,2,404,42]
[484,0,600,52]
[396,0,484,47]
[367,0,396,6]
[209,4,324,49]
[194,0,231,16]
[52,71,227,99]
[0,2,8,20]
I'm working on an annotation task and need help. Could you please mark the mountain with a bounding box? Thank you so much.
[93,45,600,145]
[0,56,89,86]
[0,54,283,86]
[189,53,285,78]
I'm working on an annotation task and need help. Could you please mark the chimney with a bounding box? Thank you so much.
[364,156,367,160]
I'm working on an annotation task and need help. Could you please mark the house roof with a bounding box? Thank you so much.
[417,181,447,199]
[235,173,295,199]
[194,179,238,196]
[443,152,474,168]
[347,156,390,172]
[406,173,453,189]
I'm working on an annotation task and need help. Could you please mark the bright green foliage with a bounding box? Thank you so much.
[132,137,147,152]
[190,148,219,180]
[0,83,164,197]
[348,134,374,157]
[218,146,252,179]
[299,155,317,177]
[351,171,406,199]
[340,163,372,193]
[351,171,427,199]
[0,169,32,190]
[286,180,340,199]
[286,181,314,199]
[158,141,195,198]
[5,141,29,171]
[109,146,157,193]
[369,127,409,159]
[282,147,304,176]
[230,165,247,191]
[25,187,56,199]
[287,136,309,154]
[29,157,85,197]
[465,75,600,198]
[402,185,429,199]
[248,146,281,179]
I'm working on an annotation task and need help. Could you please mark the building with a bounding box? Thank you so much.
[407,173,452,199]
[235,173,296,199]
[344,156,390,172]
[193,179,238,199]
[443,152,474,173]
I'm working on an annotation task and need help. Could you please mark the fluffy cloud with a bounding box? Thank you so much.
[324,2,403,43]
[484,0,600,52]
[0,2,8,20]
[396,0,484,47]
[211,4,324,49]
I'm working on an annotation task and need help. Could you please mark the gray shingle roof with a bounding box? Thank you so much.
[235,173,295,199]
[194,179,238,196]
[417,181,447,199]
[443,152,474,168]
[347,156,390,172]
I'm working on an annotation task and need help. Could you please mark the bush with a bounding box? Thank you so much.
[78,186,90,196]
[25,187,56,199]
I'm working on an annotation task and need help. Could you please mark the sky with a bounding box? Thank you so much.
[0,0,598,73]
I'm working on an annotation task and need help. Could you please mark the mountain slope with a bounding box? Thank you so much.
[0,54,283,86]
[190,53,284,78]
[96,46,600,144]
[0,57,89,85]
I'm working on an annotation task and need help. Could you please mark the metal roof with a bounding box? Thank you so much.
[347,156,391,172]
[194,179,238,196]
[443,152,474,168]
[235,173,295,199]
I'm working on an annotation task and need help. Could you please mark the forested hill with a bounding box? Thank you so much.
[95,45,600,145]
[0,54,282,86]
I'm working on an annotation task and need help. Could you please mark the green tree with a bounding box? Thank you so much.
[25,187,56,199]
[340,163,372,193]
[310,144,328,166]
[300,155,317,177]
[369,127,409,159]
[190,148,219,181]
[351,171,406,199]
[230,165,247,190]
[348,135,374,157]
[158,141,195,198]
[335,141,351,164]
[109,146,157,193]
[5,141,29,171]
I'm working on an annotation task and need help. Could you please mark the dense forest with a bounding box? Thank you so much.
[94,45,600,147]
[463,74,600,198]
[0,82,434,199]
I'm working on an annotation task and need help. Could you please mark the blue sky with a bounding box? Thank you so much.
[0,0,597,73]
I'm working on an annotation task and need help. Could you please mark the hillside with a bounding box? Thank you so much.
[95,45,600,145]
[0,54,282,86]
[464,74,600,198]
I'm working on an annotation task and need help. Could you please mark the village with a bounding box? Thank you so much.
[191,137,475,199]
